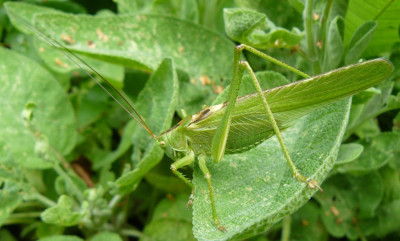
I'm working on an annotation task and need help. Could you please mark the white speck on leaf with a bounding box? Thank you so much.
[229,162,238,168]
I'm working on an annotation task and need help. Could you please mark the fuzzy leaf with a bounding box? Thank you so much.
[224,8,303,49]
[335,143,364,165]
[323,16,344,71]
[192,97,352,240]
[27,11,234,114]
[335,133,400,173]
[345,21,376,65]
[0,47,76,169]
[41,195,88,227]
[5,2,125,88]
[114,58,179,194]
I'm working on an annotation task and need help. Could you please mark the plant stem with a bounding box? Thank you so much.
[319,0,334,49]
[8,212,42,219]
[53,163,85,202]
[3,218,35,225]
[304,0,321,74]
[3,212,42,225]
[281,215,292,241]
[108,194,122,209]
[35,192,56,207]
[120,228,146,239]
[49,145,85,202]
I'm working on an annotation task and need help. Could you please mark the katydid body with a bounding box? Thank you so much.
[158,46,392,231]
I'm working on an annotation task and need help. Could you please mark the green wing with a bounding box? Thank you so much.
[185,59,393,155]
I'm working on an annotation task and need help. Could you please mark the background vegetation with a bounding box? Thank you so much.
[0,0,399,240]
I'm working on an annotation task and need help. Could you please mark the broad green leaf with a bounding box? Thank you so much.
[234,0,303,29]
[0,143,43,205]
[38,235,84,241]
[5,2,124,88]
[114,58,178,194]
[33,37,125,88]
[41,195,88,227]
[142,194,195,241]
[224,8,265,40]
[315,171,383,239]
[192,98,351,240]
[27,10,234,114]
[345,21,376,65]
[89,232,122,241]
[335,133,400,173]
[335,143,363,164]
[224,8,303,49]
[132,58,178,150]
[344,0,400,56]
[5,2,59,34]
[346,79,394,135]
[322,16,344,72]
[0,47,76,169]
[0,142,24,182]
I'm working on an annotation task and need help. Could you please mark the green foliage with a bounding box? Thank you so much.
[41,195,88,227]
[224,8,304,49]
[1,0,399,240]
[141,194,195,241]
[344,0,400,57]
[0,47,76,169]
[114,58,179,194]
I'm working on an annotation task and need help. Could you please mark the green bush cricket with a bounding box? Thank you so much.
[16,14,393,232]
[158,45,392,231]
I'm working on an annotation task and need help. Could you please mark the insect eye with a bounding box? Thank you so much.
[159,141,166,147]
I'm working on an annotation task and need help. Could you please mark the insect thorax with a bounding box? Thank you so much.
[159,126,190,161]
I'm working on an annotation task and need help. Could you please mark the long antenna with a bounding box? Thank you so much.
[14,15,158,140]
